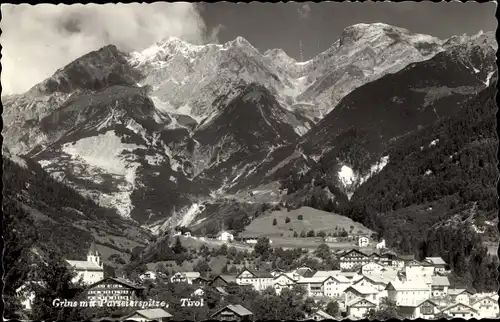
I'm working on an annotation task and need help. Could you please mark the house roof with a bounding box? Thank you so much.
[312,270,341,278]
[184,272,201,278]
[358,274,394,285]
[66,260,103,271]
[215,287,229,296]
[237,269,273,278]
[323,275,351,284]
[297,277,328,284]
[471,295,499,305]
[217,230,233,237]
[212,304,253,317]
[425,257,446,265]
[431,276,450,287]
[386,280,429,291]
[399,255,415,261]
[88,277,144,290]
[311,310,335,320]
[448,288,473,296]
[339,249,369,258]
[126,308,173,320]
[273,273,297,282]
[347,298,377,307]
[442,302,478,313]
[399,299,439,308]
[213,275,237,284]
[345,284,378,295]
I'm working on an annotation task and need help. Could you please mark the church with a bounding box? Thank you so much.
[66,241,104,285]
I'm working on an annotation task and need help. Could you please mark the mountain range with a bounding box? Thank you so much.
[2,22,497,238]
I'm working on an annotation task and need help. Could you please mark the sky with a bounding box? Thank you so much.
[1,2,497,95]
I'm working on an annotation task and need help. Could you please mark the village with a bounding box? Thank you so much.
[15,231,499,322]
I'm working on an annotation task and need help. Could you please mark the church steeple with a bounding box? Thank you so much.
[87,241,102,268]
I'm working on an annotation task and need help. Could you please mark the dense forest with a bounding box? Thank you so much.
[281,84,498,292]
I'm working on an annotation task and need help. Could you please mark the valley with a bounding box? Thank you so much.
[2,22,498,316]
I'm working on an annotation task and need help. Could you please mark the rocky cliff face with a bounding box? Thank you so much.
[3,23,496,230]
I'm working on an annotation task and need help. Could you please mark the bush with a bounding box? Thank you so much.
[285,217,291,223]
[272,218,277,226]
[297,215,303,220]
[293,231,298,237]
[307,230,315,237]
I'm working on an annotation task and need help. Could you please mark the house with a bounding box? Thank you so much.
[471,295,499,318]
[404,263,435,281]
[376,239,386,249]
[65,241,104,285]
[355,273,396,294]
[424,257,447,272]
[344,285,379,305]
[307,309,335,321]
[184,232,192,237]
[292,265,315,277]
[398,299,441,319]
[170,272,201,284]
[385,281,431,306]
[173,231,181,236]
[235,269,273,291]
[448,289,473,305]
[430,276,450,298]
[192,287,205,297]
[217,231,234,242]
[192,276,211,286]
[272,273,297,294]
[211,304,254,321]
[358,236,370,247]
[359,261,385,275]
[270,268,285,277]
[139,271,157,281]
[325,236,338,242]
[322,275,352,298]
[210,275,237,287]
[123,308,172,322]
[84,277,144,303]
[441,303,479,319]
[338,249,370,270]
[296,276,327,297]
[346,298,377,319]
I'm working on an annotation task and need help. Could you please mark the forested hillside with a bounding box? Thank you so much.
[281,84,498,292]
[3,155,151,306]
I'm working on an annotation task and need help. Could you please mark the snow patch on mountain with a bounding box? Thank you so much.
[484,71,496,86]
[62,131,143,176]
[338,155,390,198]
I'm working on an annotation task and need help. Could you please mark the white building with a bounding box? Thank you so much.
[272,273,297,295]
[471,295,499,318]
[430,276,449,298]
[386,280,431,306]
[360,261,385,275]
[424,257,447,273]
[338,249,370,270]
[235,269,273,291]
[344,285,379,306]
[296,277,328,297]
[217,231,234,242]
[65,241,104,285]
[448,289,473,305]
[322,275,352,298]
[376,239,386,249]
[139,271,157,281]
[442,303,479,319]
[398,299,442,319]
[170,272,200,284]
[347,298,377,319]
[358,237,370,247]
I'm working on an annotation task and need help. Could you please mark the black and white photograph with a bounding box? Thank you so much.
[1,2,498,321]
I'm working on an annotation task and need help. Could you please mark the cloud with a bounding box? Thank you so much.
[1,3,219,95]
[298,4,311,20]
